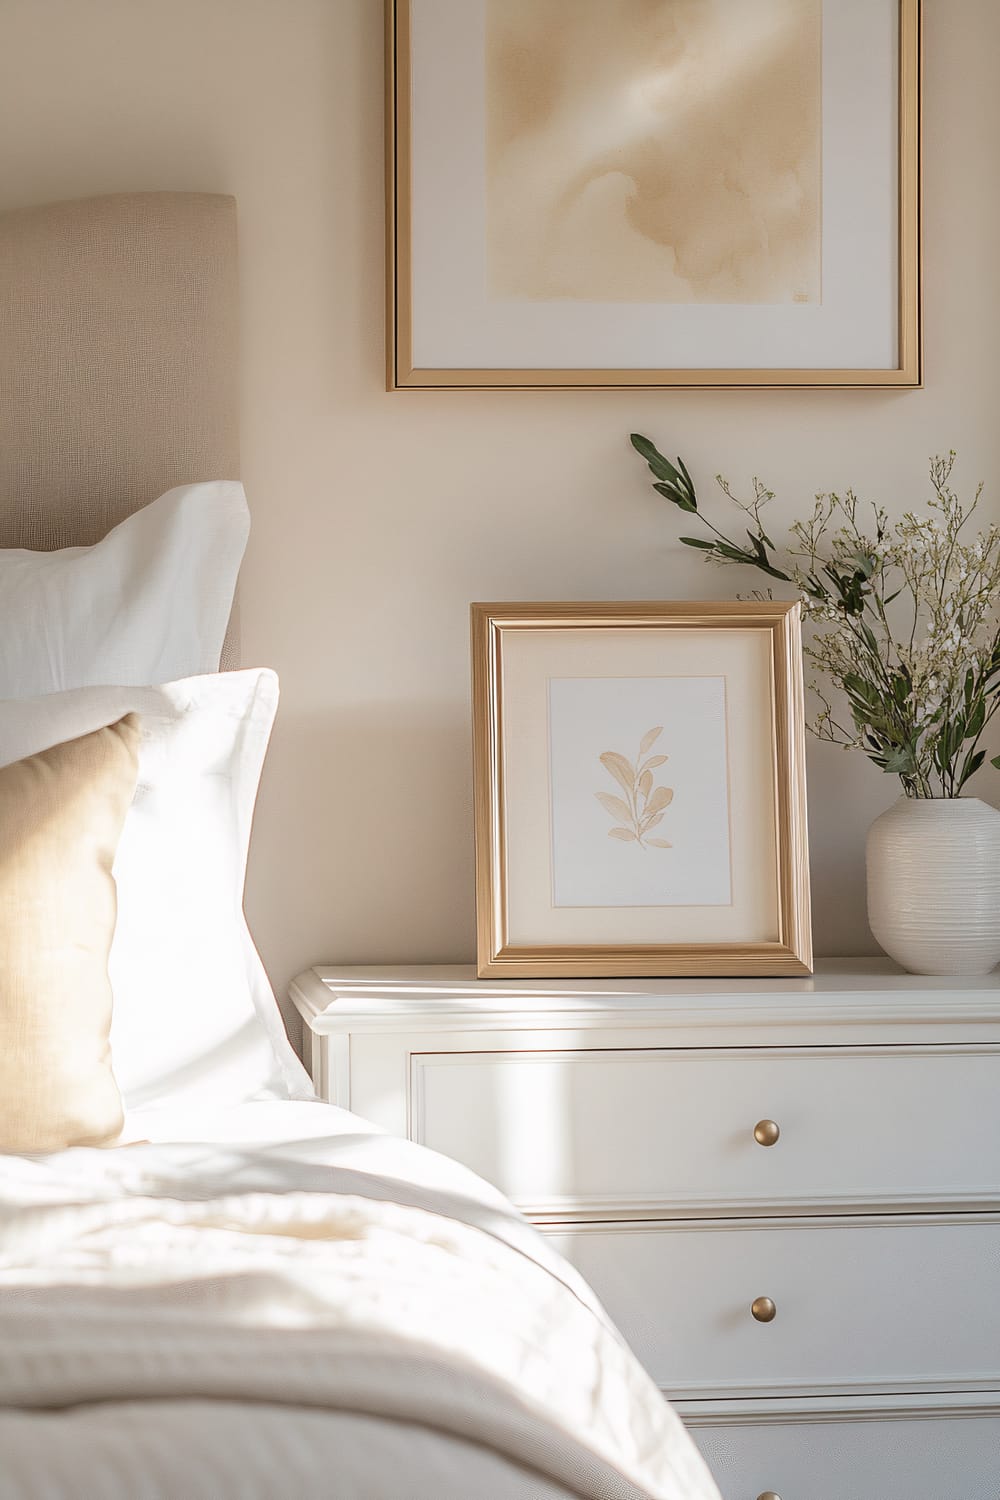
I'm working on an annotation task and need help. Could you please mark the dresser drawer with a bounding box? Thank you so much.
[543,1217,1000,1397]
[689,1411,1000,1500]
[410,1046,1000,1216]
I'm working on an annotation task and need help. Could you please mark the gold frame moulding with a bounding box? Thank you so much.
[471,602,813,979]
[387,0,922,391]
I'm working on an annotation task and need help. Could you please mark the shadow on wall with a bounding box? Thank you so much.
[248,698,477,1039]
[805,737,897,959]
[250,698,897,1054]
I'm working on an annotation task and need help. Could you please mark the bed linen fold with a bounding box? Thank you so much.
[0,1108,719,1500]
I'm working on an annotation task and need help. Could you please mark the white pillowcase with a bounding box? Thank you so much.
[0,672,312,1108]
[0,483,249,698]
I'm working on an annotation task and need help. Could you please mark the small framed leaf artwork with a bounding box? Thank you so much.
[471,602,812,977]
[387,0,921,389]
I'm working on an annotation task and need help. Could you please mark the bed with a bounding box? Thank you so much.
[0,193,720,1500]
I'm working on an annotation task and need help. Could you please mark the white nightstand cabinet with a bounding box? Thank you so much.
[290,962,1000,1500]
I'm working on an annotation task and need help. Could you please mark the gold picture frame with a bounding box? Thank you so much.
[471,602,813,978]
[387,0,921,391]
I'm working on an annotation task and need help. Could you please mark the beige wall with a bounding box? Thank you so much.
[3,1,999,1022]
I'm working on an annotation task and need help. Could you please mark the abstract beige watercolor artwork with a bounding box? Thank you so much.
[596,726,674,848]
[486,0,822,305]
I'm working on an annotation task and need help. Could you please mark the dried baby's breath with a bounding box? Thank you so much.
[632,438,1000,797]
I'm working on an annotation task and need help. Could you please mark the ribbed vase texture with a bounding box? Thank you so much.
[866,796,1000,975]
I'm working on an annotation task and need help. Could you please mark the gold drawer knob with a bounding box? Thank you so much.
[753,1119,780,1147]
[757,1493,782,1500]
[751,1296,777,1323]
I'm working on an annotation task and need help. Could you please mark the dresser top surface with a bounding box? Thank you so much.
[290,959,1000,1033]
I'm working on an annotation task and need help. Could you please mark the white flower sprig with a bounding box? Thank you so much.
[631,439,1000,798]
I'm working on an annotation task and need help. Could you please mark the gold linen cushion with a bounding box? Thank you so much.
[0,716,139,1153]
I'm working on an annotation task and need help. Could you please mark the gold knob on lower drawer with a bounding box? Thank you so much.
[751,1296,777,1323]
[753,1118,780,1146]
[757,1492,782,1500]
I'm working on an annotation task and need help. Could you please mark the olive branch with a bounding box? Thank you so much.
[596,726,674,848]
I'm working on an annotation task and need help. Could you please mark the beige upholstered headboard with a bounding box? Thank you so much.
[0,191,241,664]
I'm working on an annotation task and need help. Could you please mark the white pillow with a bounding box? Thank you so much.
[0,672,313,1108]
[0,483,249,698]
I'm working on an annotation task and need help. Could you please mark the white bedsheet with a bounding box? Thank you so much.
[0,1102,720,1500]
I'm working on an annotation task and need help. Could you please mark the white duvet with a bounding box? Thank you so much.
[0,1102,720,1500]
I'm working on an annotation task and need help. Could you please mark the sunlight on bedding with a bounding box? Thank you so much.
[0,1108,720,1500]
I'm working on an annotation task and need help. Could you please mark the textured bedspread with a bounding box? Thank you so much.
[0,1104,719,1500]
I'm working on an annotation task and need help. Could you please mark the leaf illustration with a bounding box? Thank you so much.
[645,785,675,815]
[599,751,635,792]
[639,726,663,756]
[595,791,632,823]
[595,733,673,852]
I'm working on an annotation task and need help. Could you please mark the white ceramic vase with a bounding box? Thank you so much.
[866,796,1000,975]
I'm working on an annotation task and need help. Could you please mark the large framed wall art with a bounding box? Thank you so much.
[387,0,921,390]
[471,602,812,978]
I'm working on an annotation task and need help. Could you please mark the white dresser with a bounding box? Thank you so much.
[290,961,1000,1500]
